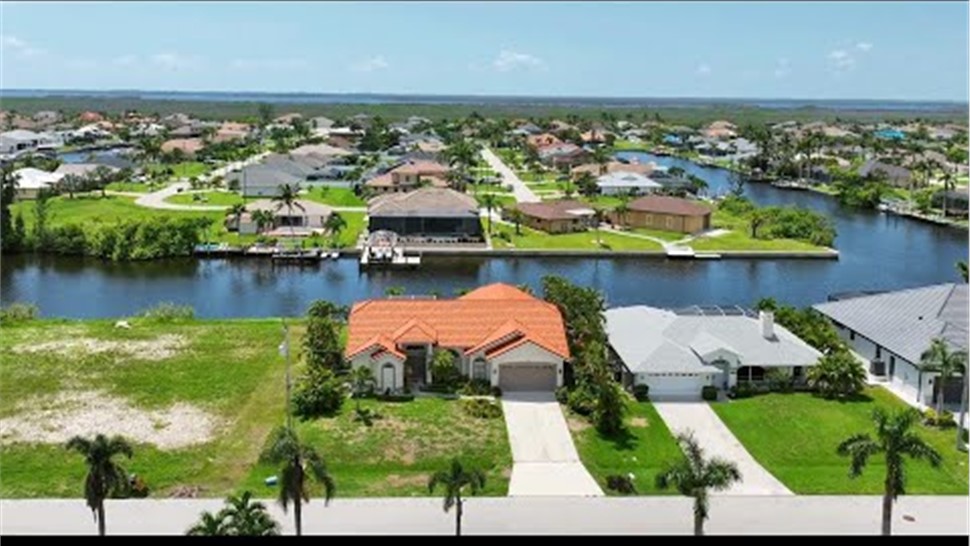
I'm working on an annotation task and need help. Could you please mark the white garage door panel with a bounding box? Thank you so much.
[645,374,709,399]
[501,363,557,391]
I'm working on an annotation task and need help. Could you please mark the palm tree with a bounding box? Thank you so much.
[614,196,631,227]
[919,338,967,416]
[65,434,134,536]
[272,183,305,239]
[252,209,275,235]
[428,458,486,536]
[592,206,605,247]
[262,427,335,536]
[507,207,525,236]
[837,408,943,535]
[324,212,347,247]
[228,203,247,232]
[480,193,498,234]
[575,171,599,198]
[186,511,230,536]
[219,491,280,536]
[590,146,611,175]
[939,166,956,218]
[90,165,115,198]
[655,432,742,536]
[350,365,376,412]
[687,174,708,196]
[560,181,576,200]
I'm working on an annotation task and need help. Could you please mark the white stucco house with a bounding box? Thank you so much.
[10,167,65,200]
[344,284,570,392]
[605,306,821,399]
[814,283,968,409]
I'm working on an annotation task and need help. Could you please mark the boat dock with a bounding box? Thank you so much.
[359,245,421,269]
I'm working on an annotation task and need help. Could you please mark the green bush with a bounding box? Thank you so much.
[491,386,503,398]
[605,474,637,495]
[430,349,463,389]
[728,382,758,399]
[555,385,570,404]
[765,368,795,392]
[139,302,195,322]
[808,350,866,398]
[293,368,347,419]
[567,384,598,416]
[0,302,39,324]
[923,408,956,428]
[632,384,650,402]
[34,216,213,261]
[701,385,718,401]
[377,392,415,402]
[458,379,493,396]
[460,397,503,419]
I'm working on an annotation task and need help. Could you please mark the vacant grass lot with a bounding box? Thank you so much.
[146,161,211,180]
[10,195,223,230]
[165,191,251,207]
[567,399,684,495]
[0,318,292,498]
[242,397,512,497]
[491,222,662,251]
[711,389,969,494]
[303,187,367,208]
[689,208,828,252]
[105,182,154,193]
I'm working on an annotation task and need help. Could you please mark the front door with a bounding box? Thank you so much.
[381,364,396,392]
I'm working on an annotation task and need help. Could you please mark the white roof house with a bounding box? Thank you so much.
[606,306,821,398]
[12,167,65,190]
[597,171,662,195]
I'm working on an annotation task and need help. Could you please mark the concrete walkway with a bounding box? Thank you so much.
[652,401,793,496]
[481,147,539,203]
[501,392,603,497]
[2,496,964,535]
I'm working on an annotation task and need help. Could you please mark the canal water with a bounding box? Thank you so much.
[2,152,966,318]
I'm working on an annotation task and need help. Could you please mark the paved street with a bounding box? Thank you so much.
[481,147,540,203]
[2,496,965,535]
[501,392,603,496]
[652,401,794,496]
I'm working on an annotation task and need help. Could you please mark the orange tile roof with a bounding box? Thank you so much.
[345,283,569,360]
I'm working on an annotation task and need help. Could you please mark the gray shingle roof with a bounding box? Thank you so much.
[368,188,478,218]
[813,283,968,364]
[606,306,821,374]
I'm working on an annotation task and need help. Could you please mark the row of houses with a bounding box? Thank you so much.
[507,195,712,235]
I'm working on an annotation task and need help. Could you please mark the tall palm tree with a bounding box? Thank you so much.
[428,458,486,536]
[65,434,134,536]
[575,171,599,197]
[324,212,348,248]
[272,183,305,239]
[614,196,631,227]
[590,146,611,175]
[655,432,742,536]
[939,166,956,218]
[228,203,247,232]
[262,427,335,536]
[480,193,498,234]
[507,207,525,236]
[219,491,280,536]
[592,206,605,247]
[837,408,942,535]
[919,338,967,416]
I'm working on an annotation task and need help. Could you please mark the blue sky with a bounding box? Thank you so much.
[1,1,967,101]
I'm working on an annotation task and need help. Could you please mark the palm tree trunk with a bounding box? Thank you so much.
[97,502,106,536]
[937,375,946,417]
[294,493,302,536]
[957,372,968,451]
[694,511,704,536]
[881,489,893,536]
[456,497,462,536]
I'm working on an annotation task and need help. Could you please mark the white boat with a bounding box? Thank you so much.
[329,252,339,259]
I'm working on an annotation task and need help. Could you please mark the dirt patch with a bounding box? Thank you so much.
[385,473,428,489]
[566,415,590,432]
[0,390,219,449]
[382,439,417,465]
[629,417,649,428]
[11,335,188,361]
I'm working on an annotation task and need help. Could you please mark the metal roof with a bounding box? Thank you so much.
[813,283,968,364]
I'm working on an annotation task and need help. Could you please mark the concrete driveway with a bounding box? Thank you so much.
[481,147,540,203]
[501,392,603,497]
[652,401,793,496]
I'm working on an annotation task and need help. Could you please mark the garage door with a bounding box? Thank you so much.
[643,374,709,400]
[500,363,557,391]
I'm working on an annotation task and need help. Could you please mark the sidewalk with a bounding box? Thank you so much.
[481,147,539,203]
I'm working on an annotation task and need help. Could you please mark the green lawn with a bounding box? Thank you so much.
[0,319,294,498]
[468,183,512,194]
[303,187,367,208]
[105,182,153,193]
[146,161,211,180]
[628,228,688,242]
[525,182,561,192]
[579,195,626,209]
[567,398,685,495]
[241,397,512,497]
[165,191,248,207]
[490,222,662,251]
[689,231,823,252]
[711,389,969,494]
[612,139,649,151]
[475,194,519,210]
[10,195,223,230]
[330,211,366,248]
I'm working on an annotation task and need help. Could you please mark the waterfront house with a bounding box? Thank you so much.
[537,142,588,168]
[609,195,711,234]
[526,133,561,150]
[364,160,451,195]
[54,163,120,178]
[506,200,597,234]
[345,283,570,392]
[571,161,654,179]
[10,167,65,200]
[813,284,968,409]
[606,306,821,399]
[858,160,912,188]
[596,171,663,196]
[227,198,333,237]
[367,187,482,242]
[231,165,303,197]
[161,138,205,157]
[212,122,252,143]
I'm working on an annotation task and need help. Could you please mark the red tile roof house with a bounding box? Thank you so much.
[365,160,451,195]
[345,283,570,392]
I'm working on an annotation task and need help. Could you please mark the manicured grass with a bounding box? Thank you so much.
[164,191,248,207]
[146,161,211,180]
[475,194,518,210]
[524,182,561,192]
[330,211,366,248]
[628,228,688,242]
[303,187,367,208]
[612,139,649,151]
[567,398,685,495]
[490,222,662,251]
[711,389,969,494]
[468,183,512,194]
[579,195,626,209]
[10,195,223,230]
[241,397,512,497]
[105,182,153,193]
[0,319,294,498]
[689,231,822,252]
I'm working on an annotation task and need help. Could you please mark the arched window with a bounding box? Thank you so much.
[473,358,488,381]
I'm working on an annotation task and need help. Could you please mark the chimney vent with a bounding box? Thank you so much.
[760,310,775,339]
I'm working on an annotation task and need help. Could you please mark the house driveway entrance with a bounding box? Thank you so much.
[501,392,603,496]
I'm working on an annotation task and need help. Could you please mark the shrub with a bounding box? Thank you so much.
[458,379,493,396]
[567,384,598,416]
[728,382,757,399]
[292,368,346,419]
[0,302,39,323]
[125,474,150,498]
[420,383,458,394]
[765,368,794,392]
[430,349,463,389]
[593,377,626,435]
[353,406,382,427]
[605,474,637,495]
[490,386,503,398]
[923,408,956,428]
[632,384,650,402]
[460,397,503,419]
[555,385,570,404]
[701,385,718,401]
[808,350,866,398]
[139,302,195,322]
[377,392,415,402]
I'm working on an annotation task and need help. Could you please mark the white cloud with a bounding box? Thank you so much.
[231,58,309,70]
[0,35,45,58]
[774,58,791,78]
[695,63,711,76]
[492,50,545,72]
[828,49,855,72]
[151,52,199,70]
[112,55,138,67]
[856,42,873,52]
[350,55,389,72]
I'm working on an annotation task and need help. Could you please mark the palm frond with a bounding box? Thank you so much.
[704,458,742,491]
[836,433,879,477]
